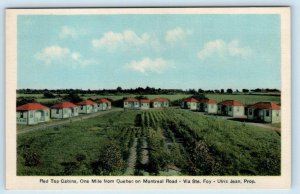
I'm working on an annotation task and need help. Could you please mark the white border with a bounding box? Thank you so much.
[5,7,291,190]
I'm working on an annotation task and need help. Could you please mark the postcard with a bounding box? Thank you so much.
[6,7,291,189]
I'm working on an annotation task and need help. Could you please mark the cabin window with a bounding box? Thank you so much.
[125,102,128,105]
[266,110,270,116]
[229,107,232,111]
[56,109,59,114]
[81,105,83,110]
[30,112,33,118]
[20,112,24,118]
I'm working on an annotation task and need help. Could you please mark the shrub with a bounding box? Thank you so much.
[91,142,125,175]
[17,97,37,106]
[75,154,86,162]
[23,149,40,167]
[63,93,83,103]
[43,92,55,98]
[187,141,220,175]
[60,161,79,175]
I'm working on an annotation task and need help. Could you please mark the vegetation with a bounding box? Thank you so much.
[17,108,280,176]
[17,87,280,96]
[206,94,280,105]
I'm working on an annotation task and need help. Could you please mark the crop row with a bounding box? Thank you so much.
[138,108,280,175]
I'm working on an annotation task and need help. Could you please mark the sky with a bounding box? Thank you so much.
[17,14,281,90]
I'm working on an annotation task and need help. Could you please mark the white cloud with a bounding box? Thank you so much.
[126,58,173,75]
[35,45,96,68]
[35,46,71,64]
[165,27,191,44]
[92,30,152,51]
[197,39,252,60]
[59,26,78,39]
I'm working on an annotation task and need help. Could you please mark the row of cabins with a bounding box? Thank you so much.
[16,99,111,125]
[181,97,281,123]
[17,96,281,125]
[123,97,169,110]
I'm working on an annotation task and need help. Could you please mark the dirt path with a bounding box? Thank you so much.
[17,108,123,135]
[124,138,138,175]
[241,122,281,133]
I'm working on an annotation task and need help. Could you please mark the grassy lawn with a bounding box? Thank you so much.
[17,108,280,176]
[206,94,280,105]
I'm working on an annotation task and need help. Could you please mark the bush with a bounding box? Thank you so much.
[63,93,83,103]
[91,142,125,175]
[23,149,40,167]
[112,98,124,108]
[43,92,55,98]
[187,141,220,175]
[76,153,86,162]
[17,97,37,106]
[60,161,79,175]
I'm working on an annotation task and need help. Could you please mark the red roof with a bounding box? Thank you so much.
[198,98,217,104]
[218,100,243,106]
[51,101,77,109]
[95,98,111,104]
[140,99,150,103]
[124,97,139,102]
[17,103,49,111]
[151,97,169,102]
[183,97,198,103]
[77,100,96,105]
[248,102,281,110]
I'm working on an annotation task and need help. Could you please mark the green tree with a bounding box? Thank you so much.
[226,89,233,94]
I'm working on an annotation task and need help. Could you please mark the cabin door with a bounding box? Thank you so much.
[254,109,262,121]
[200,103,205,111]
[35,111,44,122]
[221,106,226,115]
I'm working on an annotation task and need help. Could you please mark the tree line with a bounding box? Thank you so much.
[17,87,280,95]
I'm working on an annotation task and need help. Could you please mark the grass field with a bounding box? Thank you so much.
[206,94,280,105]
[17,108,280,176]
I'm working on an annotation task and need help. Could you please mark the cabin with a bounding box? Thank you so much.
[217,100,244,117]
[123,98,140,109]
[77,100,98,114]
[140,99,150,109]
[247,102,281,123]
[181,97,199,110]
[198,98,218,114]
[16,103,50,125]
[50,101,79,119]
[151,98,170,108]
[95,98,111,111]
